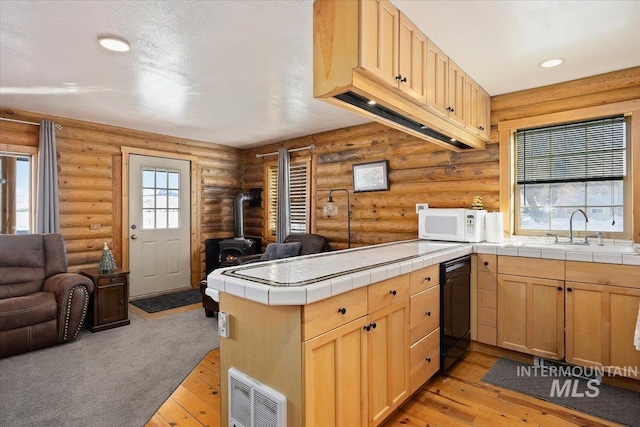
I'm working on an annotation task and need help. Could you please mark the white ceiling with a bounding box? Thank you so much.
[1,1,639,149]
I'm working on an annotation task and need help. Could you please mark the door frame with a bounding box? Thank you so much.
[121,147,200,288]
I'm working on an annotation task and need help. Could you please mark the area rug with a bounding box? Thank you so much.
[482,358,640,427]
[131,288,202,313]
[0,309,219,427]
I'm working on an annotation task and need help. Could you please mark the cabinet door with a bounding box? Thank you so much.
[565,282,604,367]
[97,284,127,325]
[360,0,399,87]
[497,274,564,359]
[426,40,449,117]
[368,300,409,426]
[304,317,368,427]
[478,86,491,140]
[464,77,479,135]
[398,13,427,104]
[608,286,640,377]
[447,59,466,126]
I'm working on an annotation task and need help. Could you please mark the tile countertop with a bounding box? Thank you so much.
[207,240,471,306]
[206,239,640,306]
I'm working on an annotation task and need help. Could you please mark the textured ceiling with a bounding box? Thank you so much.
[1,1,639,148]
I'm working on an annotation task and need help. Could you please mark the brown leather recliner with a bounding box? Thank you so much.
[0,234,94,358]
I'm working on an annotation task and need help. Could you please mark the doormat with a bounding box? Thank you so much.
[482,358,640,427]
[130,289,202,313]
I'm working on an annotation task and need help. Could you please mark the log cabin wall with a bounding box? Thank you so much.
[0,108,243,286]
[243,66,640,249]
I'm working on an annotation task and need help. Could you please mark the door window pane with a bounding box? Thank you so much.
[141,168,181,229]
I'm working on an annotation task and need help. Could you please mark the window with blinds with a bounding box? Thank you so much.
[266,162,309,235]
[515,115,628,234]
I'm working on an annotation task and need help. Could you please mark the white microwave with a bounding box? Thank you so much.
[418,208,486,243]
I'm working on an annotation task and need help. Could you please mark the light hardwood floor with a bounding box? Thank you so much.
[145,343,623,427]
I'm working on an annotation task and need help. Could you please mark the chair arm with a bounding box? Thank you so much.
[44,273,95,342]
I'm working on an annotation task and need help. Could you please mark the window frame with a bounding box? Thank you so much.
[513,115,630,238]
[498,100,640,242]
[263,158,311,239]
[1,144,38,234]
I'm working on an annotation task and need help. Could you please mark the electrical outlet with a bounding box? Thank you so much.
[90,224,101,230]
[218,312,230,338]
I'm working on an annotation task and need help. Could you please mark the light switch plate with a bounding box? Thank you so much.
[218,312,230,338]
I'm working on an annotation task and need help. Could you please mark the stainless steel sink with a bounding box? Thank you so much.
[502,241,639,255]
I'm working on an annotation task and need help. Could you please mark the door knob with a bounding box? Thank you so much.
[131,234,138,240]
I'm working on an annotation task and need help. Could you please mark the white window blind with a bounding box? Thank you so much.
[267,162,309,235]
[516,115,626,184]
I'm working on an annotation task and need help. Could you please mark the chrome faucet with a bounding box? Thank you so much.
[569,209,588,244]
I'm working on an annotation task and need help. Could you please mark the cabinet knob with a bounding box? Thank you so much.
[557,286,563,291]
[425,311,431,317]
[371,322,377,329]
[120,299,124,305]
[395,74,406,82]
[338,307,347,315]
[425,276,431,282]
[426,357,432,363]
[484,261,489,266]
[364,324,371,331]
[401,76,407,82]
[111,278,116,284]
[567,288,573,292]
[389,290,397,296]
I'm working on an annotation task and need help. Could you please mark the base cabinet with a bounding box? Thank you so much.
[368,300,410,426]
[80,268,130,332]
[566,281,640,377]
[497,274,564,360]
[304,317,368,427]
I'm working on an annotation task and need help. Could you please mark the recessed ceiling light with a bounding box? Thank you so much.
[98,35,130,52]
[367,99,377,106]
[540,58,564,68]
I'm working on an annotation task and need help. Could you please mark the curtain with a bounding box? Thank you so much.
[36,120,60,233]
[275,147,291,243]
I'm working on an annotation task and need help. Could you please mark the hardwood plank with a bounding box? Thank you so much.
[156,398,205,427]
[145,413,173,427]
[169,385,221,427]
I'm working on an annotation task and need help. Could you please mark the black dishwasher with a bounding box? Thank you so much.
[440,255,471,371]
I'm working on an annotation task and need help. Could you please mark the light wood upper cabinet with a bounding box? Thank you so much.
[497,274,565,360]
[360,0,427,104]
[465,77,490,139]
[398,14,427,104]
[478,86,491,140]
[360,0,399,88]
[304,317,368,427]
[426,40,466,126]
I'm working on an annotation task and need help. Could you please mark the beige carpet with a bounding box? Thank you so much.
[0,308,219,427]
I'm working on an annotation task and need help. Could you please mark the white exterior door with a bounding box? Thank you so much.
[128,154,191,297]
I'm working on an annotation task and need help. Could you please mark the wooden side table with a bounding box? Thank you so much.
[80,268,131,332]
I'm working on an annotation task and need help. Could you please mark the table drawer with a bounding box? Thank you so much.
[410,328,440,394]
[409,286,439,345]
[302,287,367,341]
[368,275,409,313]
[409,264,439,294]
[97,275,127,286]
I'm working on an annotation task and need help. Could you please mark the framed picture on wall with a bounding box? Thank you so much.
[352,160,389,192]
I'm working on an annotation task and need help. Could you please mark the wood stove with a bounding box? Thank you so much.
[218,238,258,267]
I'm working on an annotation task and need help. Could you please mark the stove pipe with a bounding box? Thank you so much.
[234,192,257,238]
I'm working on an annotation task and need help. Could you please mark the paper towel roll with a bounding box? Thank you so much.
[485,212,504,243]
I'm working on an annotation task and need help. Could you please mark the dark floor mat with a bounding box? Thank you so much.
[130,289,202,313]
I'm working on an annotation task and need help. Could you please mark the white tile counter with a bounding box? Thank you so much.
[206,238,640,306]
[207,240,471,306]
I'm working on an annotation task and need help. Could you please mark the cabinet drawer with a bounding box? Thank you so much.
[409,328,440,394]
[409,264,439,294]
[409,286,439,345]
[368,275,409,313]
[498,256,564,280]
[477,254,497,274]
[97,275,127,286]
[302,287,367,341]
[478,271,497,291]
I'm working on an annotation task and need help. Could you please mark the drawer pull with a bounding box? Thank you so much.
[364,324,372,331]
[484,261,489,266]
[371,322,377,329]
[426,357,432,363]
[567,288,573,292]
[425,311,431,317]
[111,278,116,284]
[557,286,563,291]
[389,290,397,296]
[425,276,431,282]
[337,307,347,315]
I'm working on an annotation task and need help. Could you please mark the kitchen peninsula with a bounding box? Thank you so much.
[207,240,470,427]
